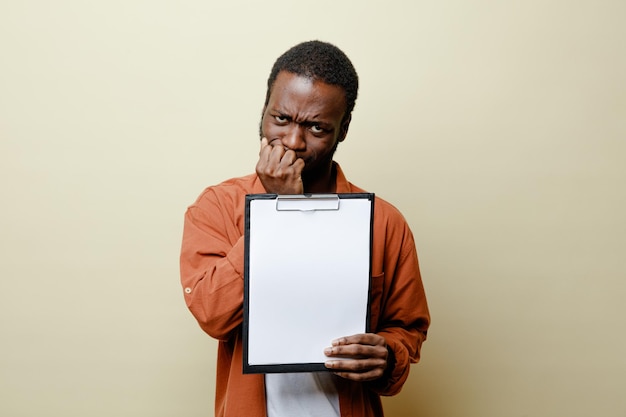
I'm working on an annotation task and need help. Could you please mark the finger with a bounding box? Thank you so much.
[325,358,387,372]
[332,333,386,347]
[258,138,277,165]
[279,149,299,167]
[291,157,305,175]
[259,137,269,155]
[272,145,290,168]
[324,343,387,360]
[324,359,387,381]
[259,142,284,167]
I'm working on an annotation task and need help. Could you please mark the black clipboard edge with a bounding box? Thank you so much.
[242,192,375,374]
[244,362,329,374]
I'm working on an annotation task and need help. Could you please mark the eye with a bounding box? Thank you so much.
[274,115,288,124]
[310,124,323,134]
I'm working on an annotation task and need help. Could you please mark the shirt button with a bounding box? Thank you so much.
[184,287,192,294]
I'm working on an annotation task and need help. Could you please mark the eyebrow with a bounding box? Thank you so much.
[272,109,333,127]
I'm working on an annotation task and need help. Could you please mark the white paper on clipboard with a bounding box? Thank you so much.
[243,193,374,374]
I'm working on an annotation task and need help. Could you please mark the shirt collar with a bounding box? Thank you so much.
[333,162,351,193]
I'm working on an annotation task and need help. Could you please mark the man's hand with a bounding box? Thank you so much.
[324,333,389,382]
[256,137,305,194]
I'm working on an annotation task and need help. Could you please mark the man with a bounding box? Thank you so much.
[180,40,430,417]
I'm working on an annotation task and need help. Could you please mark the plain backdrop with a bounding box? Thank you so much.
[1,1,625,416]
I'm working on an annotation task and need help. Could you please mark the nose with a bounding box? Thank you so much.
[281,125,306,151]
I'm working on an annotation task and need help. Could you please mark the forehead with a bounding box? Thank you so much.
[267,71,347,120]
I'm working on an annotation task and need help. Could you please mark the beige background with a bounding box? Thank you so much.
[1,1,625,416]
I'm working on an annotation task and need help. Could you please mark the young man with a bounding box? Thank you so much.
[180,40,430,417]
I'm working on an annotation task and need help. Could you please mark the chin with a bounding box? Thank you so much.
[301,164,326,181]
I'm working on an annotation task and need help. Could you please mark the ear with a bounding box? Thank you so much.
[338,114,352,143]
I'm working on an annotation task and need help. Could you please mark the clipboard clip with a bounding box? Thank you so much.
[275,194,340,211]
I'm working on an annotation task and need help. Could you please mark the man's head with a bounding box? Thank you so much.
[263,40,359,125]
[257,41,359,192]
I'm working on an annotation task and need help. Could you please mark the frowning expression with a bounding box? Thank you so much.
[260,71,350,177]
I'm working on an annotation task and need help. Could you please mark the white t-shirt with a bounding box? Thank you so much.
[265,372,340,417]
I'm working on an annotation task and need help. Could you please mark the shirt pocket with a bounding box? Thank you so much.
[368,272,385,331]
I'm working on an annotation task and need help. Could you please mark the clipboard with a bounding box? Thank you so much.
[243,193,374,374]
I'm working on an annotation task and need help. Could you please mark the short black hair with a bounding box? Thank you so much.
[263,40,359,121]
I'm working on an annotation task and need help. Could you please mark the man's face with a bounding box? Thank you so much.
[260,71,349,178]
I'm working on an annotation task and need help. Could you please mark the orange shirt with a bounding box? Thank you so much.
[180,163,430,417]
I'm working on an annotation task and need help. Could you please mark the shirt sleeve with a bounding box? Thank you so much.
[179,188,246,341]
[369,218,430,396]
